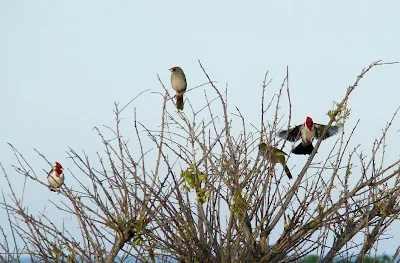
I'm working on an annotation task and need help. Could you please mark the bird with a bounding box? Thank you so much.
[169,66,187,110]
[259,142,293,179]
[277,116,341,155]
[47,162,64,191]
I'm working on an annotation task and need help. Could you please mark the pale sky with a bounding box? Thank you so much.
[1,0,399,256]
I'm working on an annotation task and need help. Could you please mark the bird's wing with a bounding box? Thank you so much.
[273,148,287,156]
[47,169,53,179]
[314,124,341,140]
[277,125,301,142]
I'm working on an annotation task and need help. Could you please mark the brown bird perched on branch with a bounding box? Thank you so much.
[259,142,293,179]
[169,66,187,110]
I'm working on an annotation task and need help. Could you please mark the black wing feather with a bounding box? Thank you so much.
[277,125,301,142]
[314,124,341,140]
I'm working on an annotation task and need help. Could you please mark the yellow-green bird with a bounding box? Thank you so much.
[259,142,293,179]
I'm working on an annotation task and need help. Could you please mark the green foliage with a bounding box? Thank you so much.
[303,254,319,263]
[363,255,391,263]
[301,255,392,263]
[230,192,247,217]
[50,243,63,259]
[104,214,149,245]
[327,101,351,125]
[181,165,209,204]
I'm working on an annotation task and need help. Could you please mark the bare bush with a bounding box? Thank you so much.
[1,60,400,263]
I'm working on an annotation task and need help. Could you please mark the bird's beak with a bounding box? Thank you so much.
[169,68,174,72]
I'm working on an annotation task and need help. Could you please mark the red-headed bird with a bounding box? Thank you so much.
[278,117,340,155]
[47,162,64,191]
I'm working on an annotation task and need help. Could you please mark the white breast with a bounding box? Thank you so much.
[48,171,65,188]
[300,126,315,143]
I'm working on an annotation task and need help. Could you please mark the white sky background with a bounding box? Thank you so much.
[1,0,399,256]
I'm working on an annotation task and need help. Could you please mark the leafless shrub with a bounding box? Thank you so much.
[1,60,400,263]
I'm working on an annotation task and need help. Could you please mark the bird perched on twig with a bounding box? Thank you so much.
[47,162,64,191]
[277,116,341,155]
[259,142,293,179]
[169,66,187,110]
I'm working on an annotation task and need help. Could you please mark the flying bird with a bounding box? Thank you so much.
[169,66,187,110]
[259,142,293,179]
[277,116,340,155]
[47,162,64,191]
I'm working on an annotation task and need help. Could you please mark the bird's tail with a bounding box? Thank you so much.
[292,143,314,155]
[283,164,293,179]
[176,93,184,110]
